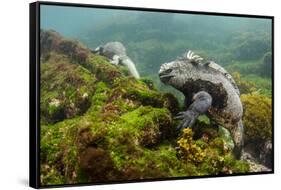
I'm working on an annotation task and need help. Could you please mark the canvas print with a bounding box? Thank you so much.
[37,3,273,187]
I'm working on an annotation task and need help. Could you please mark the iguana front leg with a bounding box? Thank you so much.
[110,55,120,65]
[175,91,212,131]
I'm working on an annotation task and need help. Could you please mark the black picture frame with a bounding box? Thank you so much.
[30,1,274,188]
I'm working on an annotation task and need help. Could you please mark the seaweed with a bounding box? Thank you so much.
[39,30,257,185]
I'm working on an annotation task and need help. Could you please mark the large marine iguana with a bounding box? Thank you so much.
[159,50,244,158]
[93,41,140,79]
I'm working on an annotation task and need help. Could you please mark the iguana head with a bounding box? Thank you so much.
[159,50,203,89]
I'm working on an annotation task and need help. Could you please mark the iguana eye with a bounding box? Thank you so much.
[166,69,173,73]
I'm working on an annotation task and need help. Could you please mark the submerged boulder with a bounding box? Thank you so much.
[40,30,250,186]
[40,32,182,184]
[40,53,95,124]
[241,93,272,168]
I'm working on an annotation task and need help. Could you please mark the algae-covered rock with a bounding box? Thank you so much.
[40,29,90,64]
[40,36,182,184]
[40,53,95,124]
[40,30,249,186]
[241,93,272,144]
[177,128,249,175]
[241,93,272,167]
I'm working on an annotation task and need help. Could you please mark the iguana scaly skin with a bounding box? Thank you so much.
[93,42,140,79]
[159,50,244,158]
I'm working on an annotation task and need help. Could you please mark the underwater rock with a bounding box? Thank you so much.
[79,147,116,182]
[162,93,180,115]
[40,29,91,64]
[40,31,251,185]
[241,93,272,168]
[177,128,249,175]
[241,151,271,172]
[40,33,181,184]
[40,53,95,124]
[259,140,272,168]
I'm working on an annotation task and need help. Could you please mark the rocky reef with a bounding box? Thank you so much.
[241,93,272,169]
[40,30,272,186]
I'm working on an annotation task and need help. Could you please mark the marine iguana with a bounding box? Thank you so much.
[159,50,244,158]
[93,42,140,79]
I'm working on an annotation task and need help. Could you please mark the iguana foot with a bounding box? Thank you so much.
[174,91,212,131]
[174,110,198,131]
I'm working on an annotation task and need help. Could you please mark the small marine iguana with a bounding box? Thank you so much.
[93,42,140,79]
[159,50,244,158]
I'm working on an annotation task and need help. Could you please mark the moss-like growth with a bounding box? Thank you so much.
[40,66,181,185]
[177,128,206,163]
[162,93,180,115]
[140,78,156,90]
[87,54,124,85]
[79,147,117,182]
[40,30,90,64]
[241,93,272,144]
[40,53,95,124]
[40,30,251,186]
[192,116,219,142]
[232,72,257,94]
[119,106,172,147]
[112,77,164,107]
[177,128,249,175]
